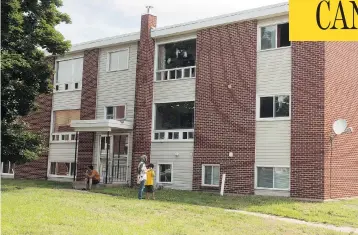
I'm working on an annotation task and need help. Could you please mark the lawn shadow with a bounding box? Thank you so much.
[1,179,73,192]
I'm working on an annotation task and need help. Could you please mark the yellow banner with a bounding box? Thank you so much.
[289,0,358,41]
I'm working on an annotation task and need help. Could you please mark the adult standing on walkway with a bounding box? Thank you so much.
[137,155,147,199]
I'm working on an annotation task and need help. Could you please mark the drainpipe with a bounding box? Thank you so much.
[73,131,79,181]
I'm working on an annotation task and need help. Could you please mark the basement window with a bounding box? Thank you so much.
[257,167,289,189]
[260,23,290,50]
[49,162,76,176]
[202,165,220,186]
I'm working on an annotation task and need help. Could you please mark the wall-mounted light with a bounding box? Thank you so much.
[175,152,179,157]
[228,152,233,157]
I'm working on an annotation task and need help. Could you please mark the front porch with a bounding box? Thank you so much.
[71,119,133,186]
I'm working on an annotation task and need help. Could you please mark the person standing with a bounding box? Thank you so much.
[137,155,147,199]
[145,164,155,200]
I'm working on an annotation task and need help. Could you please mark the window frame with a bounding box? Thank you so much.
[104,105,127,120]
[256,94,291,121]
[201,164,220,187]
[48,162,76,178]
[106,48,130,72]
[157,163,173,184]
[154,35,197,82]
[151,100,195,142]
[1,161,15,176]
[255,165,290,191]
[54,56,84,92]
[258,22,291,52]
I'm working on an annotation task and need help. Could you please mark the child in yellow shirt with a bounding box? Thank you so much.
[145,164,155,200]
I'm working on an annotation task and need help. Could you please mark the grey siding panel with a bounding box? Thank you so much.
[255,121,291,166]
[153,79,196,103]
[257,48,291,94]
[53,91,82,110]
[48,143,76,162]
[96,44,137,121]
[255,189,289,197]
[150,142,194,190]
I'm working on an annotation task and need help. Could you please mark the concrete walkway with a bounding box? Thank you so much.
[226,209,358,234]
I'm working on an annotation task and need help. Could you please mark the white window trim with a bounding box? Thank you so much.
[151,101,195,142]
[99,134,112,154]
[154,35,197,82]
[257,22,291,52]
[255,165,290,191]
[256,93,291,121]
[157,163,173,184]
[54,56,84,92]
[48,162,76,178]
[201,164,220,187]
[50,132,77,143]
[1,161,15,176]
[106,48,129,72]
[104,105,127,120]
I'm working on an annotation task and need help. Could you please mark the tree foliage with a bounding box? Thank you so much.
[1,0,71,164]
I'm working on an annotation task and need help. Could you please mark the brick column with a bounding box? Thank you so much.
[290,42,326,199]
[131,14,157,185]
[193,20,257,194]
[324,42,358,199]
[15,57,55,179]
[77,48,99,180]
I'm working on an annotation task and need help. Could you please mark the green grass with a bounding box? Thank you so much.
[1,179,356,235]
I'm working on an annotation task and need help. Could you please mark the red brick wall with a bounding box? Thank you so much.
[14,57,55,179]
[324,42,358,199]
[77,49,99,180]
[192,20,257,194]
[290,42,326,199]
[131,14,157,185]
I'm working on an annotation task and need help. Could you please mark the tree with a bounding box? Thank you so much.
[1,0,71,164]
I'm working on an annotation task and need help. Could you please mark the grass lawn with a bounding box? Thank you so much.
[1,180,356,235]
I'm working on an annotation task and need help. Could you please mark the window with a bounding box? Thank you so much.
[53,110,80,132]
[56,57,83,91]
[202,165,220,186]
[257,167,289,189]
[108,49,129,71]
[260,23,290,50]
[156,39,196,81]
[49,162,76,176]
[258,95,290,119]
[105,106,126,120]
[155,101,194,130]
[158,164,172,183]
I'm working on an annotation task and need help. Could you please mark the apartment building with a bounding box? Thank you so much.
[5,2,358,200]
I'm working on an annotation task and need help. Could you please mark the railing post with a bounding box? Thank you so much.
[73,131,79,181]
[105,131,110,184]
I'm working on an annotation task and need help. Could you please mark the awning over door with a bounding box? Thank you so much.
[70,119,133,132]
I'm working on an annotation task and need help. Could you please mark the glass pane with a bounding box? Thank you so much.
[155,101,195,130]
[169,70,176,79]
[57,60,72,83]
[173,132,179,139]
[154,133,159,140]
[159,164,172,182]
[274,167,289,189]
[260,97,274,118]
[184,68,190,78]
[213,166,220,185]
[168,132,173,139]
[117,50,128,70]
[156,72,162,81]
[275,95,290,117]
[72,58,83,82]
[188,132,194,139]
[109,51,120,71]
[106,107,114,119]
[183,132,188,139]
[261,26,276,50]
[257,167,273,188]
[159,39,196,70]
[176,69,182,79]
[204,166,212,185]
[159,132,165,139]
[278,23,290,47]
[50,162,56,174]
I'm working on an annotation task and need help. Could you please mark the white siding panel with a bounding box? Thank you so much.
[96,44,137,121]
[255,189,289,197]
[48,143,76,162]
[151,142,193,190]
[255,121,291,166]
[257,48,291,94]
[153,79,196,103]
[53,91,81,110]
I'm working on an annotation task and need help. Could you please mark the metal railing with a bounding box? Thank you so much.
[156,66,196,81]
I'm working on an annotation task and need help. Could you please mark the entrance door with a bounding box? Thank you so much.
[99,134,129,184]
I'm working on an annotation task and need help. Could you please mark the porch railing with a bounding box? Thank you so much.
[100,164,127,184]
[156,66,196,81]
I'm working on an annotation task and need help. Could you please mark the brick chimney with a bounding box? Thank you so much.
[131,9,157,185]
